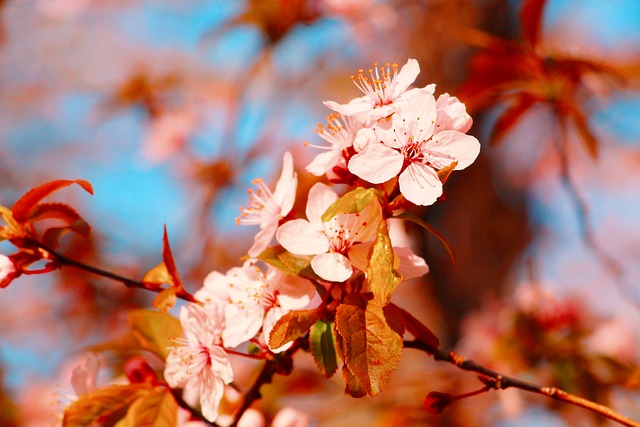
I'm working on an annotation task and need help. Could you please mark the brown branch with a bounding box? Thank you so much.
[33,240,199,304]
[230,341,301,427]
[405,340,640,427]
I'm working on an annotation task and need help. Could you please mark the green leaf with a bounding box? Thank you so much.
[12,179,93,222]
[309,320,338,378]
[255,245,320,280]
[62,383,151,427]
[394,211,456,265]
[388,303,439,349]
[367,220,402,306]
[320,187,376,223]
[335,296,404,396]
[120,388,178,427]
[128,310,183,359]
[269,308,321,350]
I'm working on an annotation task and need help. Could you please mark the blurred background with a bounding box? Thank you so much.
[0,0,639,425]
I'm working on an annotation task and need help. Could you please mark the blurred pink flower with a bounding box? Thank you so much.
[196,261,319,352]
[0,254,19,288]
[271,407,310,427]
[69,352,99,396]
[165,303,233,422]
[348,90,480,206]
[238,152,298,258]
[583,317,637,362]
[142,110,197,164]
[276,183,381,282]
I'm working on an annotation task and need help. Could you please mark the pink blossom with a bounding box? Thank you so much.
[238,152,298,258]
[165,303,233,422]
[348,90,480,206]
[276,183,381,282]
[0,254,19,288]
[306,114,368,180]
[324,59,434,120]
[435,93,473,133]
[196,261,319,352]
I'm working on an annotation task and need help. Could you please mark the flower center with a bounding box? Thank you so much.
[237,178,280,226]
[351,62,399,107]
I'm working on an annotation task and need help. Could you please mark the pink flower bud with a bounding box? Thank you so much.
[0,255,19,289]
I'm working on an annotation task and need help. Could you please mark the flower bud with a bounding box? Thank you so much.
[0,255,19,289]
[124,357,157,384]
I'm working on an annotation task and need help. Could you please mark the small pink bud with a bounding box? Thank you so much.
[423,391,453,415]
[0,255,19,289]
[124,357,157,384]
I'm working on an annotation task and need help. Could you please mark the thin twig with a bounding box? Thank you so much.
[405,340,640,427]
[33,241,199,304]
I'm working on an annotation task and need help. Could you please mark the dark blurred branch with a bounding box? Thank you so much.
[405,339,640,427]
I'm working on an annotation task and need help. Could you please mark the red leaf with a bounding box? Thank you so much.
[520,0,547,48]
[27,202,91,236]
[491,93,538,144]
[12,179,93,222]
[162,225,183,289]
[389,303,440,350]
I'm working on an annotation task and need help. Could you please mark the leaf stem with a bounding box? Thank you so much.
[404,339,640,427]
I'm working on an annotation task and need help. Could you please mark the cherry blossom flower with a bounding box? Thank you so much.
[0,254,19,288]
[324,59,434,120]
[306,114,369,180]
[276,183,381,282]
[196,261,319,352]
[165,303,233,422]
[238,152,298,258]
[348,90,480,206]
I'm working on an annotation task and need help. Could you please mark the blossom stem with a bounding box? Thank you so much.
[404,339,640,427]
[32,240,199,304]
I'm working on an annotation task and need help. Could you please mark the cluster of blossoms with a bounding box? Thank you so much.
[163,59,480,422]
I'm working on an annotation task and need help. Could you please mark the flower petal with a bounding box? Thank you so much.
[393,58,420,96]
[393,246,429,280]
[222,304,264,348]
[348,143,403,184]
[273,151,298,217]
[430,130,481,170]
[275,274,319,310]
[311,252,353,282]
[306,183,338,226]
[277,219,329,255]
[323,98,372,116]
[398,163,442,206]
[247,219,278,258]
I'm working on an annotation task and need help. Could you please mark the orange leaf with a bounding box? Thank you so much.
[152,287,179,313]
[389,303,440,350]
[335,296,403,396]
[269,308,322,350]
[12,179,93,222]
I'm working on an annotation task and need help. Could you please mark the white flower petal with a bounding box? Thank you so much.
[273,151,298,217]
[222,304,264,348]
[277,219,329,255]
[393,58,420,96]
[348,143,403,184]
[306,183,338,226]
[393,246,429,280]
[398,162,442,206]
[311,252,353,282]
[430,130,480,170]
[247,219,278,258]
